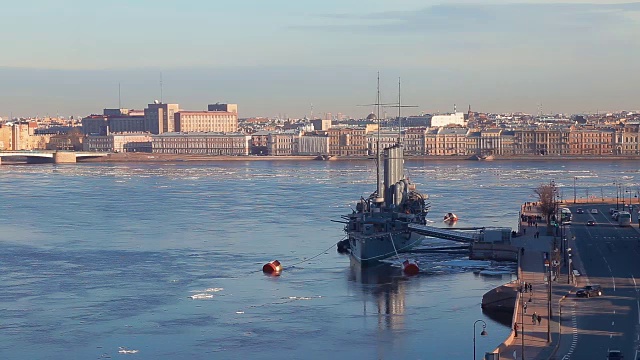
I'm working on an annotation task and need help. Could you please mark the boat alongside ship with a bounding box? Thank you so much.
[443,212,458,223]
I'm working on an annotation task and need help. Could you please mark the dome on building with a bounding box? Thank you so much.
[366,113,377,120]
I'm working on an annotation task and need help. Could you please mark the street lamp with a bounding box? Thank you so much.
[615,182,619,210]
[573,176,577,204]
[473,319,488,360]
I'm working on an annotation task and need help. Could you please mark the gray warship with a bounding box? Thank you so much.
[341,143,429,265]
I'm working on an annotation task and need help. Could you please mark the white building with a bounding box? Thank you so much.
[298,135,329,155]
[431,112,466,127]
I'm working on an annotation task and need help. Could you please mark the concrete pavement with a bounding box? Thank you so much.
[486,204,576,360]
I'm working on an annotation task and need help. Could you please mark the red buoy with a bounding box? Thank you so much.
[263,260,282,275]
[403,259,419,276]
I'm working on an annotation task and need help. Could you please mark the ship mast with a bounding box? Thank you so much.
[394,78,417,146]
[375,72,384,204]
[397,77,401,145]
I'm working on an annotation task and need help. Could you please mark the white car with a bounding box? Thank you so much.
[591,209,598,214]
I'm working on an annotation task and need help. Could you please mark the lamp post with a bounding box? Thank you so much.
[547,252,552,342]
[573,176,577,204]
[615,182,619,210]
[567,247,573,284]
[473,319,487,360]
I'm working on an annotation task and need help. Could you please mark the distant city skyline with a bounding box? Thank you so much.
[1,1,639,118]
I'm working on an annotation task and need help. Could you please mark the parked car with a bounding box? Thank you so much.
[612,211,620,220]
[610,208,617,215]
[587,220,596,226]
[576,284,602,298]
[607,349,624,360]
[576,208,584,214]
[591,209,598,214]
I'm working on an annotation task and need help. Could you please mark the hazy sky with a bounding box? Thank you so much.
[1,0,639,119]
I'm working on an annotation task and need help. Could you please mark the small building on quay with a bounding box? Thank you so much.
[152,132,251,155]
[267,131,299,156]
[250,130,271,155]
[83,134,153,153]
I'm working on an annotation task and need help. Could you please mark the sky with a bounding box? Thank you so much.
[1,0,639,119]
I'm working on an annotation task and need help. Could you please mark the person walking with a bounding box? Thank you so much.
[523,302,528,314]
[532,312,537,324]
[537,314,542,325]
[514,323,519,337]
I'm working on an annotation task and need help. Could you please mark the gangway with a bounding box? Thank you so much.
[409,224,481,243]
[408,224,512,244]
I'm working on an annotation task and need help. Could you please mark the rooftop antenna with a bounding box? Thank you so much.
[538,102,543,117]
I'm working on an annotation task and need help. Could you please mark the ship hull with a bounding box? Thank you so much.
[348,231,423,266]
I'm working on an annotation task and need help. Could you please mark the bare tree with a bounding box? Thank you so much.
[534,183,557,224]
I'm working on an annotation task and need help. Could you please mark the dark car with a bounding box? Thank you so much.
[607,349,624,359]
[576,208,584,214]
[587,220,596,226]
[576,284,602,298]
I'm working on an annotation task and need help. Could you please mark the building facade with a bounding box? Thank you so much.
[84,134,153,153]
[268,132,298,156]
[144,102,180,134]
[152,133,251,155]
[327,127,369,156]
[431,112,466,127]
[298,135,329,156]
[174,111,238,133]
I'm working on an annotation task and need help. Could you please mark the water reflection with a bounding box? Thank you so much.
[348,259,408,331]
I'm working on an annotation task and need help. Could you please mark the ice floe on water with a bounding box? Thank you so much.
[188,287,223,299]
[189,293,214,300]
[118,347,139,354]
[204,287,223,292]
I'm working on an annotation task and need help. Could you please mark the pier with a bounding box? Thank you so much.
[483,202,576,360]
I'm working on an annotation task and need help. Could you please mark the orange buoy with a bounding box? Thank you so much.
[262,260,282,275]
[403,259,419,276]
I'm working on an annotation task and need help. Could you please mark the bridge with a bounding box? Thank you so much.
[0,151,109,164]
[409,224,512,243]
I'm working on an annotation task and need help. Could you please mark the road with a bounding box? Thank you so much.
[556,204,640,360]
